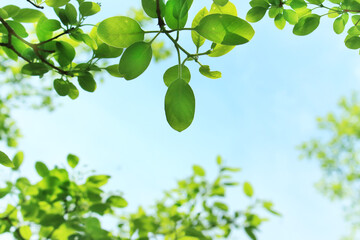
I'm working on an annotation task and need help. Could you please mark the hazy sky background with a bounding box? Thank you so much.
[1,0,359,239]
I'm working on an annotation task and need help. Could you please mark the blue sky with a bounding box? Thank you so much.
[1,0,360,239]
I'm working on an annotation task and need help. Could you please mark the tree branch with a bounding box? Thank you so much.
[26,0,44,9]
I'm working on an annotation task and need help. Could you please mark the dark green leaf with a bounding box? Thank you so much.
[78,72,97,92]
[53,79,70,96]
[118,42,152,80]
[163,64,191,87]
[293,14,320,36]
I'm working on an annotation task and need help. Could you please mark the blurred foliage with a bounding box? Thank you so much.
[0,154,278,239]
[299,94,360,239]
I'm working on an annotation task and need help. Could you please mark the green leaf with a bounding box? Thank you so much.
[191,7,208,48]
[118,42,152,80]
[246,7,267,23]
[210,1,237,15]
[94,43,123,58]
[67,82,79,100]
[283,9,298,25]
[250,0,270,8]
[165,0,188,29]
[67,154,79,168]
[19,226,31,240]
[40,214,64,227]
[89,203,109,215]
[78,72,97,92]
[21,63,49,76]
[199,65,221,79]
[165,79,195,132]
[97,16,144,48]
[163,64,191,87]
[293,14,320,36]
[245,227,257,240]
[274,13,286,30]
[195,14,255,45]
[35,161,49,177]
[3,5,20,18]
[65,3,77,25]
[216,156,222,165]
[142,0,165,18]
[106,196,128,208]
[0,151,14,168]
[55,41,76,67]
[268,6,282,18]
[79,2,101,16]
[41,19,61,31]
[12,9,44,23]
[53,79,70,96]
[12,151,24,170]
[214,0,229,6]
[290,0,307,9]
[45,0,70,8]
[328,7,341,18]
[208,44,235,57]
[105,64,123,78]
[193,165,205,176]
[345,36,360,49]
[87,175,110,187]
[243,182,254,197]
[307,0,324,4]
[333,17,345,34]
[214,202,228,211]
[0,20,28,38]
[173,0,193,19]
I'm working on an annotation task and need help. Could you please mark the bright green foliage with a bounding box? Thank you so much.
[299,95,360,239]
[0,155,276,239]
[199,65,222,79]
[122,158,278,239]
[293,14,320,35]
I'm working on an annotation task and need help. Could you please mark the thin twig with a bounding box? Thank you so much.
[26,0,44,9]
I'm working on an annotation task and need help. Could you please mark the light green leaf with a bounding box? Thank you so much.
[193,165,205,176]
[67,154,79,168]
[274,13,286,30]
[165,0,188,29]
[293,14,320,36]
[208,44,235,57]
[106,196,128,208]
[79,2,101,16]
[19,226,31,240]
[283,9,298,25]
[191,7,208,48]
[195,14,255,45]
[97,16,144,48]
[333,17,345,34]
[246,7,267,23]
[163,64,191,87]
[243,182,254,197]
[45,0,70,8]
[12,151,24,170]
[67,82,79,100]
[199,65,221,79]
[35,161,49,177]
[105,64,123,78]
[210,1,237,15]
[165,79,195,132]
[12,9,44,23]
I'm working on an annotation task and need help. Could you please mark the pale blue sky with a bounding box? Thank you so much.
[1,0,359,239]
